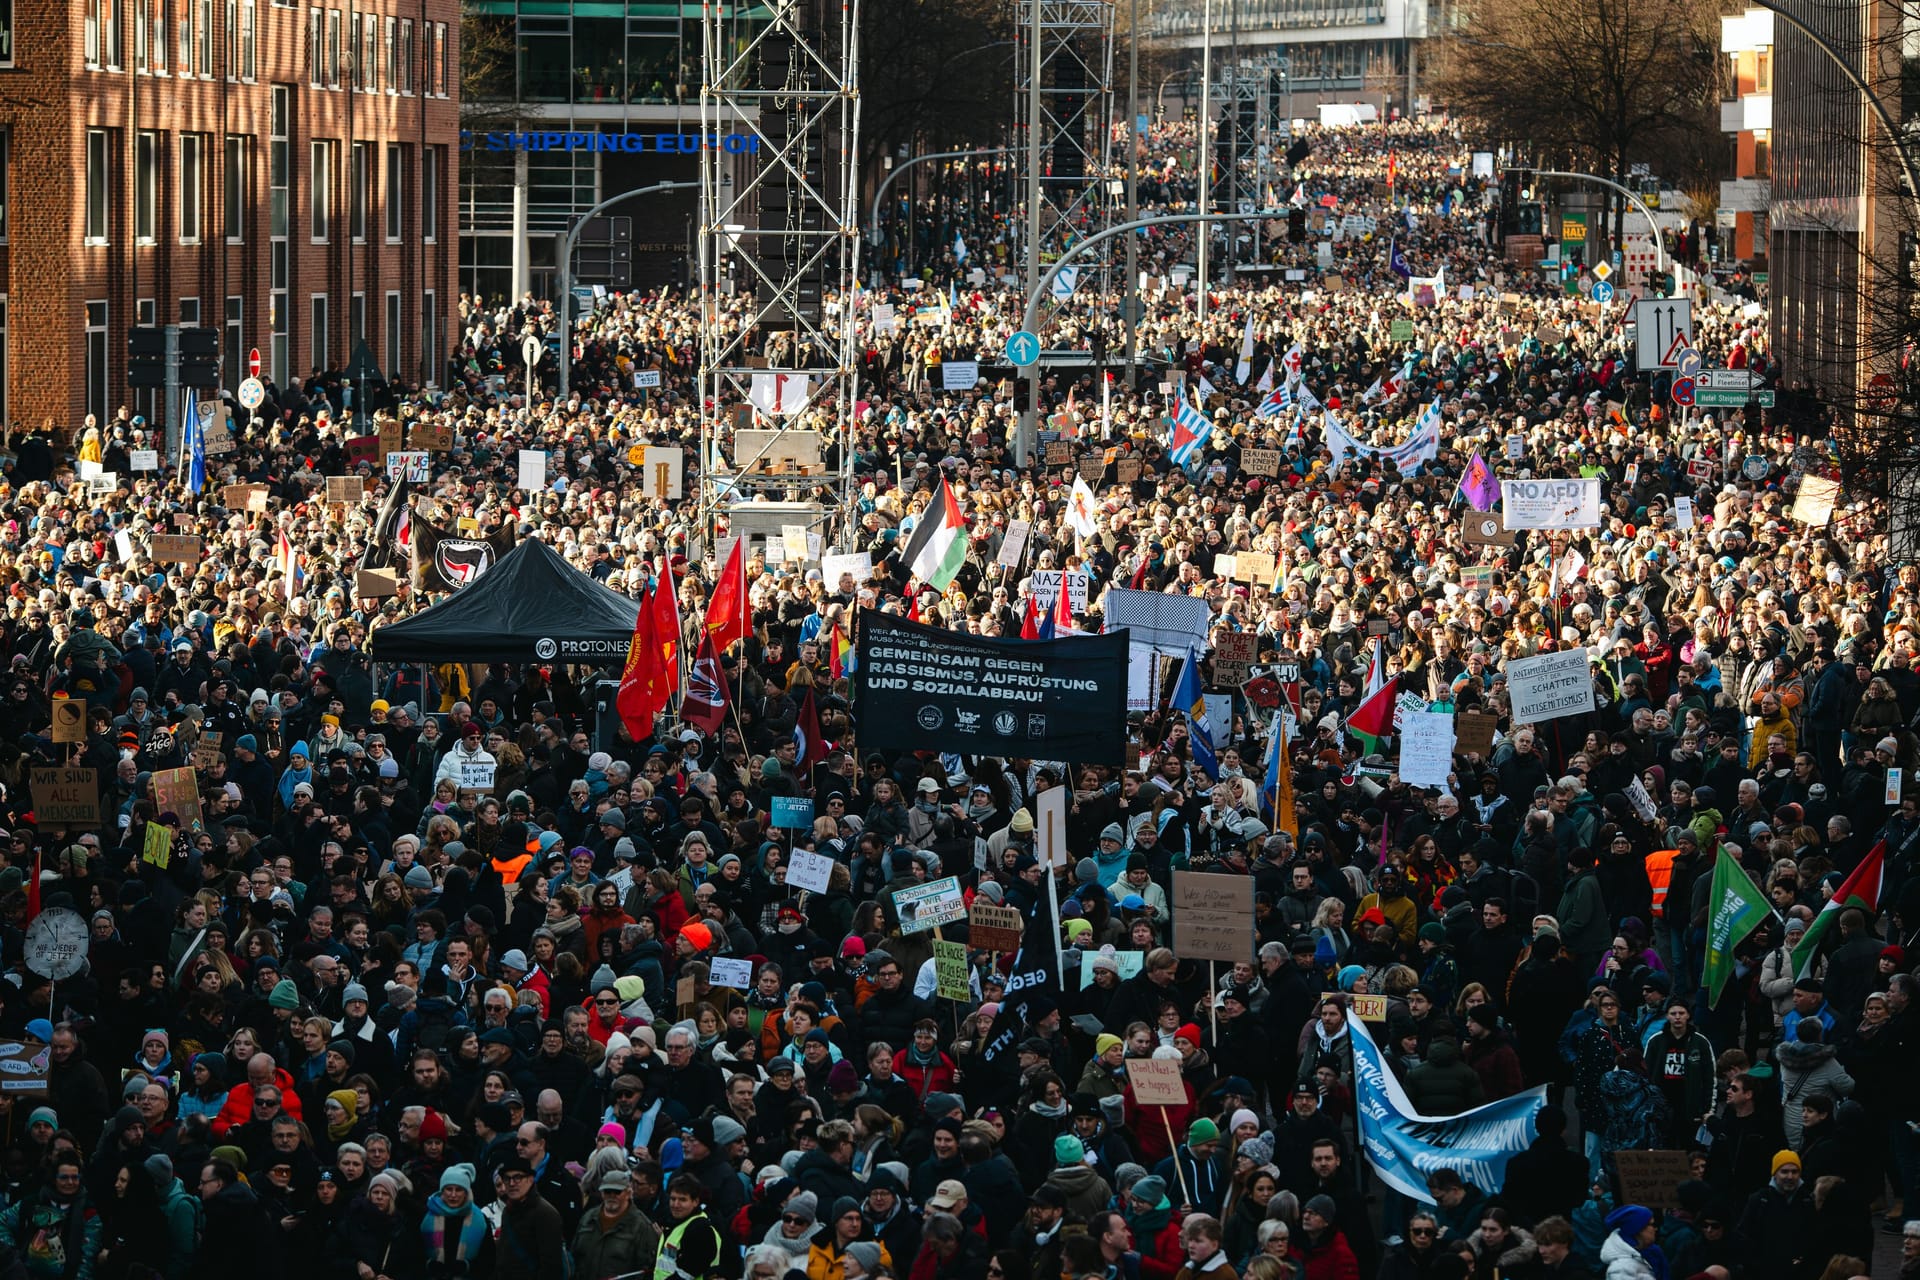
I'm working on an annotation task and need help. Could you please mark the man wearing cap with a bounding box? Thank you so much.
[494,1153,566,1280]
[571,1166,659,1280]
[680,1114,750,1226]
[434,721,495,787]
[1732,1152,1814,1280]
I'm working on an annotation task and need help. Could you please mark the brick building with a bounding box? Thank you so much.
[0,0,461,436]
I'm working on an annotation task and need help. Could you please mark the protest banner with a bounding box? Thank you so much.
[934,940,972,1000]
[708,957,753,989]
[1613,1150,1694,1210]
[1499,478,1603,530]
[895,877,968,934]
[150,767,202,831]
[30,767,100,827]
[968,903,1025,953]
[0,1040,51,1092]
[1172,871,1253,963]
[785,849,834,893]
[1506,649,1597,721]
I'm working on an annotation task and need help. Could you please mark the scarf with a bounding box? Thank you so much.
[905,1042,941,1070]
[327,1089,360,1141]
[1029,1097,1069,1119]
[422,1195,489,1261]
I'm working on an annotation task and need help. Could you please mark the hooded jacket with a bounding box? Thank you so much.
[1040,1161,1111,1222]
[1773,1037,1854,1146]
[1407,1038,1485,1115]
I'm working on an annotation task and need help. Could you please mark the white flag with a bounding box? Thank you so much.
[1236,311,1257,384]
[749,373,813,416]
[1065,476,1100,539]
[954,232,969,264]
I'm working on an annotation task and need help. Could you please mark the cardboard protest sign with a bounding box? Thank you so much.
[1172,871,1253,963]
[30,767,100,827]
[968,903,1025,953]
[1126,1057,1187,1106]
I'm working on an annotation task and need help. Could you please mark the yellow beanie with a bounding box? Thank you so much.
[1095,1034,1124,1057]
[1771,1149,1801,1176]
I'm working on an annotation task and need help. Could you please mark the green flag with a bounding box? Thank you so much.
[1705,849,1771,1005]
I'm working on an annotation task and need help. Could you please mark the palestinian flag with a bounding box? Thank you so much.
[901,476,968,592]
[1793,841,1884,976]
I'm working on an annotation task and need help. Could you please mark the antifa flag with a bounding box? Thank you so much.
[681,633,730,734]
[361,475,412,571]
[412,521,516,592]
[979,881,1063,1065]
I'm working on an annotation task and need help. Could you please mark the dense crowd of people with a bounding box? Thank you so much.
[0,117,1912,1280]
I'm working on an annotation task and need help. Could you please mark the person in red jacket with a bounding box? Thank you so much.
[1461,1007,1527,1101]
[1123,1174,1188,1280]
[211,1051,305,1137]
[1123,1048,1197,1167]
[1299,1195,1360,1280]
[892,1019,957,1102]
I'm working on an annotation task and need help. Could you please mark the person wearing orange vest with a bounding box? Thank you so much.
[1644,829,1705,993]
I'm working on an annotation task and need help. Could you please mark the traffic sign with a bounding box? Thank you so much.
[1696,389,1776,408]
[248,347,261,378]
[1700,368,1758,390]
[1592,262,1612,282]
[1591,280,1615,304]
[1006,330,1041,367]
[1633,298,1692,371]
[237,378,266,410]
[1671,376,1696,408]
[1676,347,1702,379]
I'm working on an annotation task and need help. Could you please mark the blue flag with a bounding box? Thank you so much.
[185,396,208,495]
[1175,649,1217,780]
[1348,1008,1546,1202]
[1388,239,1412,281]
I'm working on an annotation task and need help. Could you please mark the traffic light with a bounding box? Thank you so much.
[128,329,167,388]
[178,326,220,387]
[1288,208,1306,244]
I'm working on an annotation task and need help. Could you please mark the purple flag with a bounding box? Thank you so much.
[1461,450,1499,511]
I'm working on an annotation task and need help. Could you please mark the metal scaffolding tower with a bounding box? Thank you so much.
[1208,66,1266,272]
[697,0,862,547]
[1015,0,1116,263]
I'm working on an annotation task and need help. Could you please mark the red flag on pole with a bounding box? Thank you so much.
[615,586,657,741]
[1345,675,1401,740]
[1020,595,1041,640]
[704,537,748,654]
[681,632,730,734]
[648,569,683,712]
[794,686,828,769]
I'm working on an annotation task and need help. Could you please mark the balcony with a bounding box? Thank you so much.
[1720,93,1772,133]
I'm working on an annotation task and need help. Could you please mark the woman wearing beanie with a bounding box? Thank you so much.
[420,1163,493,1277]
[1599,1205,1662,1280]
[1078,1033,1129,1100]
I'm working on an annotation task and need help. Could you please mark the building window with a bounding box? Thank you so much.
[240,0,253,76]
[310,294,327,373]
[384,143,402,241]
[180,297,200,323]
[85,301,109,429]
[154,0,167,69]
[224,0,235,75]
[196,0,210,72]
[385,292,401,385]
[421,289,436,386]
[398,18,411,93]
[135,131,158,241]
[311,140,330,241]
[224,134,247,241]
[180,133,202,241]
[0,1,12,67]
[179,0,191,68]
[307,6,319,84]
[436,22,448,96]
[384,16,395,92]
[422,145,438,242]
[1754,131,1771,179]
[85,130,110,243]
[135,0,147,69]
[420,21,434,94]
[350,140,368,242]
[101,0,121,66]
[224,295,242,387]
[360,9,374,88]
[325,7,339,86]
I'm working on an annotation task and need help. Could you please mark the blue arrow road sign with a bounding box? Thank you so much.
[1591,280,1614,304]
[1006,330,1041,367]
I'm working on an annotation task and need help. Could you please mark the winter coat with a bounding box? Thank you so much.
[1462,1031,1526,1101]
[1556,869,1610,961]
[1407,1038,1485,1116]
[1468,1226,1538,1276]
[570,1205,660,1280]
[1040,1163,1112,1223]
[1299,1227,1360,1280]
[1598,1231,1657,1280]
[1773,1038,1854,1146]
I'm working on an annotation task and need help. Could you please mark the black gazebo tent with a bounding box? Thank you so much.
[367,538,641,666]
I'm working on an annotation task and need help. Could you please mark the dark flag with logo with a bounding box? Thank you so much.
[979,879,1063,1067]
[361,475,411,571]
[412,521,516,592]
[682,633,729,734]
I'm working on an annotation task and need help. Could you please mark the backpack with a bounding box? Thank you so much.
[412,999,460,1053]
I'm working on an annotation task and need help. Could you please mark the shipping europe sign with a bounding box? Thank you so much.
[460,130,764,154]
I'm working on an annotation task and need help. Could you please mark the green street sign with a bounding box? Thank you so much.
[1694,389,1775,408]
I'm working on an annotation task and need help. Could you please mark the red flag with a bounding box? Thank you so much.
[705,537,748,654]
[1346,675,1401,740]
[1053,566,1073,631]
[615,585,657,740]
[1020,595,1041,640]
[907,589,923,624]
[1129,552,1149,590]
[681,632,730,734]
[648,567,683,711]
[794,686,828,769]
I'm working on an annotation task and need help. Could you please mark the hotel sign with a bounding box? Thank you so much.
[460,130,763,154]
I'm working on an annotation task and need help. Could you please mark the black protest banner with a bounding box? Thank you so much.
[853,613,1127,765]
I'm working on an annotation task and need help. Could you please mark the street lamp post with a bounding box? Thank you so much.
[556,180,697,399]
[1526,169,1670,277]
[1013,209,1282,464]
